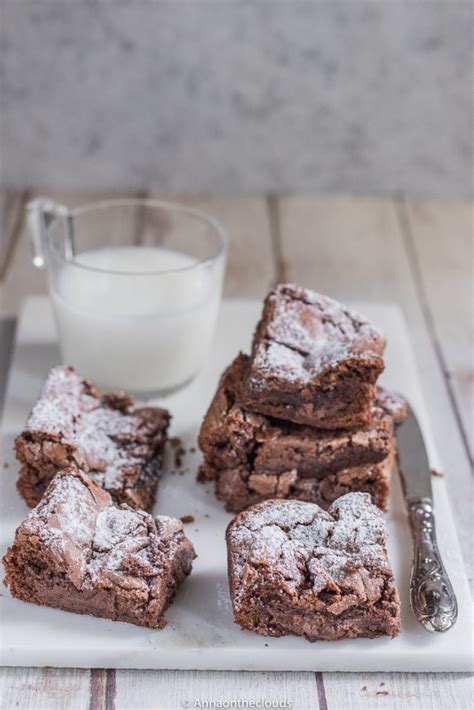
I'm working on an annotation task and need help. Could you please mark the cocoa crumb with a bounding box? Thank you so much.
[169,437,186,470]
[189,447,196,454]
[431,469,444,478]
[380,682,385,687]
[180,515,195,524]
[376,691,389,696]
[3,462,9,469]
[361,686,367,691]
[264,643,268,647]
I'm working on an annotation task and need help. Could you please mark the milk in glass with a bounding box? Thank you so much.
[51,246,222,393]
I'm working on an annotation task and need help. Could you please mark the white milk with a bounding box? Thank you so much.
[50,246,223,393]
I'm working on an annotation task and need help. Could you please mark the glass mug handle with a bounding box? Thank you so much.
[27,198,74,268]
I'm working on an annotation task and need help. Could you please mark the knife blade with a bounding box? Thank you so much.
[396,407,458,632]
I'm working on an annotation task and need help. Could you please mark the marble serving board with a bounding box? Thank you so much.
[0,297,472,672]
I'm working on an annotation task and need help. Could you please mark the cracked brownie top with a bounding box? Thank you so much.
[15,365,170,492]
[15,468,194,594]
[248,283,385,387]
[227,494,394,609]
[250,284,385,386]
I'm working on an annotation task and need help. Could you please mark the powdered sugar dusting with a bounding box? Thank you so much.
[251,284,385,384]
[27,366,98,436]
[19,469,190,588]
[23,366,168,492]
[24,473,99,548]
[228,493,390,603]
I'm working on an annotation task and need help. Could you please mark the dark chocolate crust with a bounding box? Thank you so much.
[226,495,401,641]
[199,354,394,481]
[15,366,170,511]
[242,284,385,429]
[3,469,196,629]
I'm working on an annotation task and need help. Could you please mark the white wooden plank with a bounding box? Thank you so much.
[324,671,473,710]
[276,194,473,585]
[276,194,472,710]
[115,670,317,710]
[0,667,91,710]
[146,193,276,298]
[403,198,473,457]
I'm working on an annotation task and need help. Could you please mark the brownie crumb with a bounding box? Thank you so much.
[3,462,9,469]
[376,691,389,696]
[169,437,186,469]
[380,682,385,687]
[189,447,196,454]
[361,686,367,692]
[431,469,444,478]
[180,515,195,524]
[264,643,268,647]
[204,513,210,518]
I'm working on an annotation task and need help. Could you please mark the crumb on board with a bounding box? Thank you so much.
[431,469,444,478]
[180,515,195,524]
[265,643,268,647]
[169,437,186,469]
[376,691,389,696]
[189,447,196,454]
[204,513,210,518]
[380,682,385,687]
[3,462,9,469]
[361,686,367,692]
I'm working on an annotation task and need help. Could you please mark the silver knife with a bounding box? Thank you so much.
[396,407,458,632]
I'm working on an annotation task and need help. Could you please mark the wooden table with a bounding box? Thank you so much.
[0,190,472,709]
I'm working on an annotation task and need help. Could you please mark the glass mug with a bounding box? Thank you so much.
[28,198,228,396]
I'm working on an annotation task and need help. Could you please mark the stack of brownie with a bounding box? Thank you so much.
[4,365,196,629]
[199,283,407,513]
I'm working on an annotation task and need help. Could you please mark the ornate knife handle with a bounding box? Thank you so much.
[408,498,458,632]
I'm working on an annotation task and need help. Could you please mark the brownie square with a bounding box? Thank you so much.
[15,366,170,511]
[3,469,196,629]
[226,494,401,641]
[243,284,386,429]
[199,354,399,511]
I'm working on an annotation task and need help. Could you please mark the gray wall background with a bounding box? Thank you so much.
[0,0,472,197]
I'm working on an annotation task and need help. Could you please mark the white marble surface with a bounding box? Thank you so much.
[0,297,472,671]
[0,1,472,197]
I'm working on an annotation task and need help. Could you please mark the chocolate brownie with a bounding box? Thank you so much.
[215,453,393,514]
[3,469,196,628]
[243,284,385,429]
[15,366,170,510]
[199,353,396,485]
[226,494,400,641]
[376,387,409,426]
